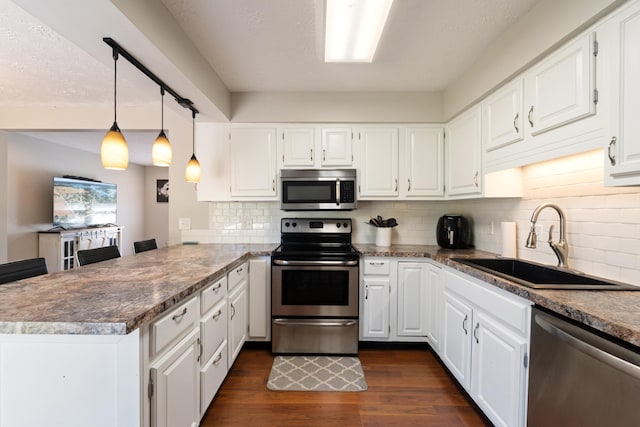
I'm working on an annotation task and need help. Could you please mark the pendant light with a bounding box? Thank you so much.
[152,87,172,167]
[101,49,129,170]
[185,110,201,183]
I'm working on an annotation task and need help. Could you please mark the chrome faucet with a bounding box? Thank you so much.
[525,203,569,268]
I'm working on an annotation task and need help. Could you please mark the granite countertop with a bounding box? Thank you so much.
[356,244,640,348]
[0,244,276,336]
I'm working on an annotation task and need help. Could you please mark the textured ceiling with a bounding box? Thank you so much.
[160,0,540,92]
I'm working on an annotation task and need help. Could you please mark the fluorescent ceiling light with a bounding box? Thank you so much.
[324,0,394,63]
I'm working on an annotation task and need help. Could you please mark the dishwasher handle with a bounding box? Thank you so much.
[535,313,640,380]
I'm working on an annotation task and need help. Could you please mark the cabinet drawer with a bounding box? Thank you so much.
[228,262,248,291]
[363,259,391,275]
[201,276,227,314]
[200,299,228,364]
[200,341,228,416]
[150,297,199,357]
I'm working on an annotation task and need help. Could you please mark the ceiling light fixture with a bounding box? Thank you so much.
[101,48,129,170]
[185,110,201,183]
[152,87,172,167]
[324,0,394,63]
[102,38,199,178]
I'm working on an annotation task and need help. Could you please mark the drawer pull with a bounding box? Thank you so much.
[474,323,480,344]
[608,136,617,166]
[513,112,519,133]
[212,283,222,292]
[212,352,223,366]
[172,307,187,321]
[236,267,243,273]
[197,338,203,363]
[230,303,236,320]
[462,314,468,335]
[212,309,223,320]
[368,261,385,266]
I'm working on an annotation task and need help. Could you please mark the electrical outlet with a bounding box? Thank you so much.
[179,218,191,230]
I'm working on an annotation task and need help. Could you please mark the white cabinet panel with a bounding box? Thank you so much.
[441,290,473,390]
[426,264,443,351]
[249,257,270,340]
[359,127,399,197]
[525,32,596,136]
[321,127,353,166]
[397,263,429,336]
[228,282,248,364]
[282,128,315,167]
[484,79,524,151]
[401,127,444,197]
[230,128,277,198]
[361,277,390,339]
[446,107,482,196]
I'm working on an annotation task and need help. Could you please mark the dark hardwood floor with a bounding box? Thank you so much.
[201,345,491,426]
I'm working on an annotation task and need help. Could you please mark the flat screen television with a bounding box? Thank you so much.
[53,176,117,229]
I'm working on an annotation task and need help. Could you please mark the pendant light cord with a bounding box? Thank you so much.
[192,110,196,152]
[112,49,118,123]
[160,87,165,131]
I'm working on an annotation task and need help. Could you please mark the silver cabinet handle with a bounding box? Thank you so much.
[310,149,313,162]
[473,171,479,188]
[230,303,236,320]
[272,179,275,192]
[528,105,534,127]
[172,307,187,321]
[336,178,341,206]
[212,282,222,292]
[212,352,223,366]
[197,337,203,363]
[369,261,385,266]
[323,148,326,161]
[513,112,519,133]
[407,178,411,191]
[474,323,480,344]
[236,267,243,273]
[462,314,468,335]
[394,179,398,192]
[365,285,369,300]
[212,309,223,320]
[608,136,617,166]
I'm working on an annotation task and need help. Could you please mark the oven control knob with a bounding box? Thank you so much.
[292,222,297,228]
[343,222,349,228]
[336,222,341,228]
[284,222,290,228]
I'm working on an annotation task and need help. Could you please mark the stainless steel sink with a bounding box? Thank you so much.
[451,258,640,290]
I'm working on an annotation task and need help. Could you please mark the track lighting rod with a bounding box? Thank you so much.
[102,37,199,116]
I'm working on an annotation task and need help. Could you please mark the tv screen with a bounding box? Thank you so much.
[53,177,117,228]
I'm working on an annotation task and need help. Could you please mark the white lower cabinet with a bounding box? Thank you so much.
[150,327,200,427]
[228,263,249,365]
[200,340,228,417]
[360,258,441,345]
[440,269,531,427]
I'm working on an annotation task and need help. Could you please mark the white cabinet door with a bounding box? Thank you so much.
[425,264,443,351]
[605,2,640,185]
[401,127,444,197]
[196,123,231,201]
[397,262,429,336]
[359,127,399,197]
[248,257,270,340]
[361,277,390,339]
[321,127,353,166]
[471,312,528,427]
[483,78,524,151]
[228,282,248,364]
[230,128,277,198]
[525,32,596,137]
[441,290,473,390]
[282,128,315,167]
[446,107,482,196]
[150,328,200,427]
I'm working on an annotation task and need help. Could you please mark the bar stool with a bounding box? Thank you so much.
[133,238,158,254]
[0,257,48,285]
[76,246,121,266]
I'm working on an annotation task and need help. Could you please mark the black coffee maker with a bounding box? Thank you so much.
[436,214,471,249]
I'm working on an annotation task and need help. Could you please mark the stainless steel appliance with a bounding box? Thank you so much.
[528,307,640,426]
[280,169,357,211]
[271,218,359,354]
[436,214,471,249]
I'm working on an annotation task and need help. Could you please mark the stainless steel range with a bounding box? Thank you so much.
[271,218,359,355]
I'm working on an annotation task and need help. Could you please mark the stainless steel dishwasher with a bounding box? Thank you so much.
[528,307,640,426]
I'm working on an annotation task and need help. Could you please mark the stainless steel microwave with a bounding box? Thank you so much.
[280,169,357,211]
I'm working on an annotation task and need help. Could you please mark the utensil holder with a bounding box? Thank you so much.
[376,227,392,247]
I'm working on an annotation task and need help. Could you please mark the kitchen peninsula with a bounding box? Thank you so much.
[1,243,640,427]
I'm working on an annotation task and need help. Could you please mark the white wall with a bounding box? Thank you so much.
[183,150,640,286]
[4,132,145,261]
[0,132,8,263]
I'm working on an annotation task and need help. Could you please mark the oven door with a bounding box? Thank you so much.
[272,263,359,317]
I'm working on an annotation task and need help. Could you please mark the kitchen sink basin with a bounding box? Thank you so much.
[451,258,640,290]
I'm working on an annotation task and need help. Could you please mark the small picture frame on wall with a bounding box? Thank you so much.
[156,179,169,203]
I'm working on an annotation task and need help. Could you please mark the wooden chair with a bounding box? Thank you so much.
[133,238,158,254]
[0,257,48,285]
[76,246,121,266]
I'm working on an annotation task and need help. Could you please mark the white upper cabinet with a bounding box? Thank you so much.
[230,128,277,198]
[604,1,640,185]
[321,127,353,166]
[524,32,597,137]
[401,127,445,197]
[483,78,524,152]
[281,127,315,167]
[358,127,400,198]
[446,106,483,197]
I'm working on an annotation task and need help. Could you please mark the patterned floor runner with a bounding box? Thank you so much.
[267,355,368,392]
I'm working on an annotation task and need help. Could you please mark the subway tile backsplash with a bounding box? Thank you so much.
[183,150,640,286]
